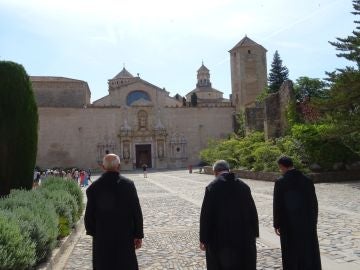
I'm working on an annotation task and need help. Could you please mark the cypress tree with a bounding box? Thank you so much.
[0,61,38,196]
[268,50,289,93]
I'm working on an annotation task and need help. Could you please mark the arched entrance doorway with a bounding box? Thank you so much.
[135,144,152,168]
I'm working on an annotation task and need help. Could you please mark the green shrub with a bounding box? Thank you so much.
[10,206,52,263]
[0,210,36,269]
[41,177,83,219]
[0,190,58,261]
[58,216,71,238]
[234,133,265,169]
[275,136,307,171]
[0,177,83,267]
[200,132,265,169]
[200,132,307,172]
[40,188,78,237]
[291,123,360,170]
[253,143,282,172]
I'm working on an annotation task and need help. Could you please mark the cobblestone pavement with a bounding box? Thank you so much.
[64,170,360,269]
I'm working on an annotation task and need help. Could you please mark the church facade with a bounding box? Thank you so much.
[32,36,267,170]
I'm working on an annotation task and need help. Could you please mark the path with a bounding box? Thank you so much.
[63,170,360,269]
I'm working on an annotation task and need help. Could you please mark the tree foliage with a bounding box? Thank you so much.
[235,111,246,138]
[268,50,289,93]
[0,61,39,196]
[200,132,305,172]
[294,76,327,102]
[329,0,360,69]
[314,0,360,155]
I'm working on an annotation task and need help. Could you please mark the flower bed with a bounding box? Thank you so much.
[0,177,83,269]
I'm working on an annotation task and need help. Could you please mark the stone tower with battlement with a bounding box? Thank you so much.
[230,36,267,112]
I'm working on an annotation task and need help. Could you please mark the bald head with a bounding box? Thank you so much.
[102,154,121,172]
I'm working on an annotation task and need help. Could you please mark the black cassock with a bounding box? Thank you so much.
[200,172,259,270]
[273,169,322,270]
[85,171,143,270]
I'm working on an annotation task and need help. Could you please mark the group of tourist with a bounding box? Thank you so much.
[33,168,92,188]
[84,153,321,270]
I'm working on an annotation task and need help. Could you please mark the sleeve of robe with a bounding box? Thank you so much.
[247,187,259,238]
[84,187,96,236]
[273,180,281,229]
[200,187,212,245]
[131,182,144,239]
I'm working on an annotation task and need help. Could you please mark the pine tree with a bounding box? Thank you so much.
[268,50,289,93]
[315,0,360,155]
[329,0,360,69]
[0,61,38,196]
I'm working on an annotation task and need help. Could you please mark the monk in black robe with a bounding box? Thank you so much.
[273,156,321,270]
[200,160,259,270]
[85,154,143,270]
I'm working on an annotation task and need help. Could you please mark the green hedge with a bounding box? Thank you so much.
[200,132,305,172]
[0,210,36,270]
[41,177,84,219]
[0,177,83,269]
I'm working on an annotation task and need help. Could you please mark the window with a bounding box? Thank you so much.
[126,91,151,106]
[248,50,251,54]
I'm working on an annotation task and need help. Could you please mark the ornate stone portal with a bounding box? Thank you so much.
[118,110,169,170]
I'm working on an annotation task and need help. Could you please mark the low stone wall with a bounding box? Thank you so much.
[202,166,360,183]
[233,169,280,182]
[308,170,360,183]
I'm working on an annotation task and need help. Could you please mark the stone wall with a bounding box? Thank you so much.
[243,80,295,138]
[264,80,295,139]
[245,103,264,134]
[263,91,281,138]
[31,77,91,108]
[202,167,360,183]
[36,106,234,170]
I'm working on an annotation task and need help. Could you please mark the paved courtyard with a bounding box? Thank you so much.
[63,170,360,270]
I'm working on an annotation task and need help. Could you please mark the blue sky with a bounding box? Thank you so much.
[0,0,355,102]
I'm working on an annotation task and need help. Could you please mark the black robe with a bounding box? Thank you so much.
[273,169,322,270]
[85,171,143,270]
[200,172,259,270]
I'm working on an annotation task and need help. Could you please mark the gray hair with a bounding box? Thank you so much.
[213,160,230,173]
[103,154,121,170]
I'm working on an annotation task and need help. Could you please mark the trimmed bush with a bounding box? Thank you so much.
[0,177,83,268]
[0,61,38,196]
[40,188,78,237]
[10,206,51,263]
[0,210,36,269]
[0,190,58,261]
[41,177,84,219]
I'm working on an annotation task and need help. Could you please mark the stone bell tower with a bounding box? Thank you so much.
[196,61,211,88]
[230,36,267,112]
